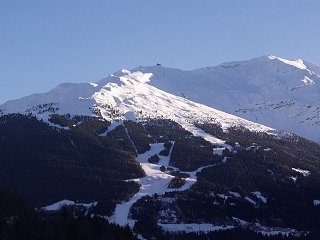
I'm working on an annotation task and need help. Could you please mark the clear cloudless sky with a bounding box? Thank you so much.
[1,0,320,104]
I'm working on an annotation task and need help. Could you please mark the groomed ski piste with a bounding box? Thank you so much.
[108,125,221,228]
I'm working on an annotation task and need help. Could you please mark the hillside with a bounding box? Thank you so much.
[1,114,320,239]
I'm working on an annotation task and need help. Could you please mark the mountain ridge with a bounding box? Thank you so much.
[1,55,319,142]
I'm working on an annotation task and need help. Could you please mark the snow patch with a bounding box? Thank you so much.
[212,147,225,156]
[41,200,75,211]
[301,76,315,86]
[217,193,229,200]
[99,120,123,136]
[290,176,298,182]
[229,191,241,198]
[177,121,230,148]
[245,196,256,205]
[268,55,307,70]
[292,167,310,177]
[40,200,97,211]
[252,191,267,203]
[232,217,248,226]
[313,200,320,206]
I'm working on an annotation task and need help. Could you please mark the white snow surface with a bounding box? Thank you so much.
[290,176,298,182]
[213,147,225,155]
[99,120,123,136]
[313,200,320,206]
[40,200,97,211]
[229,191,241,198]
[252,191,267,203]
[41,200,75,211]
[292,167,311,177]
[245,196,256,205]
[268,55,308,70]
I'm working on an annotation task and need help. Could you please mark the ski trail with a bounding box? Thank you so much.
[176,120,228,147]
[108,141,215,226]
[109,143,173,226]
[124,125,138,155]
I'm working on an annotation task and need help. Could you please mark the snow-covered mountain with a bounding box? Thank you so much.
[1,55,319,142]
[2,56,320,239]
[0,68,273,136]
[130,56,320,142]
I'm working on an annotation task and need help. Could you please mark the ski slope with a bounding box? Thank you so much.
[109,142,216,226]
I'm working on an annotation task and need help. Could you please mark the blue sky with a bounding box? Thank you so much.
[1,0,320,104]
